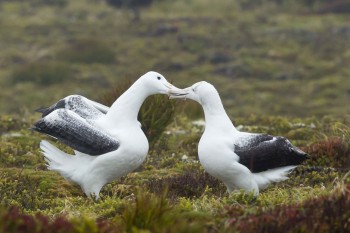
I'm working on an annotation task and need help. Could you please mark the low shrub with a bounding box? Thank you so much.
[105,0,153,21]
[0,206,118,233]
[0,0,67,7]
[120,189,209,233]
[146,166,226,199]
[0,206,73,233]
[138,95,175,148]
[121,189,173,232]
[223,184,350,233]
[42,0,67,7]
[304,137,350,168]
[12,62,73,85]
[58,39,115,64]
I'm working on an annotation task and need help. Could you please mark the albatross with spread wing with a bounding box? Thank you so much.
[32,71,185,199]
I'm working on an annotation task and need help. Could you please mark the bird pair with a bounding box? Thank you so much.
[32,71,309,199]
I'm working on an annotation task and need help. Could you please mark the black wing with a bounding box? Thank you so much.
[234,134,309,173]
[36,98,66,117]
[32,109,119,156]
[36,95,108,120]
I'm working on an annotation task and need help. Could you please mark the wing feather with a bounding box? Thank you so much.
[37,95,108,120]
[234,134,308,172]
[32,109,119,156]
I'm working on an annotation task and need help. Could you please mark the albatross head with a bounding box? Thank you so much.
[139,71,185,96]
[169,81,218,105]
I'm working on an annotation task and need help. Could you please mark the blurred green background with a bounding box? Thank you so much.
[0,0,349,118]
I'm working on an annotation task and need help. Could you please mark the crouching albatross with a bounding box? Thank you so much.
[32,71,185,199]
[170,81,309,196]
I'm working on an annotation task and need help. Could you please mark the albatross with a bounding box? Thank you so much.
[32,71,185,199]
[170,81,309,195]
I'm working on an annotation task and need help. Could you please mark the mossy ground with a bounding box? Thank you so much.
[1,0,350,232]
[1,114,350,232]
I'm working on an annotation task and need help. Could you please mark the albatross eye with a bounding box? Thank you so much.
[157,76,161,80]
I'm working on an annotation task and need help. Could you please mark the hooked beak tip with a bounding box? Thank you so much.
[164,82,189,98]
[168,92,189,100]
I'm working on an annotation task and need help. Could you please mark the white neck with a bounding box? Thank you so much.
[103,79,150,127]
[201,93,237,134]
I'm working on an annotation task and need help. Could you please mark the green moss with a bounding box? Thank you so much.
[0,115,33,134]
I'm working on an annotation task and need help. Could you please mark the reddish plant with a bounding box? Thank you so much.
[224,185,350,233]
[0,207,120,233]
[304,137,350,168]
[146,168,226,199]
[1,207,73,233]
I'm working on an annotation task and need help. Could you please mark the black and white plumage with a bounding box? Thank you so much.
[36,95,109,120]
[170,81,309,195]
[234,134,308,173]
[33,109,119,155]
[32,71,184,199]
[33,95,116,155]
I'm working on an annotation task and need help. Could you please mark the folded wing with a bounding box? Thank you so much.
[234,134,308,173]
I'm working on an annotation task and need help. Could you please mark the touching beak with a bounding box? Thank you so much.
[163,82,189,97]
[168,87,190,99]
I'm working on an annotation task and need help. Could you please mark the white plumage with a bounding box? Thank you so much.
[32,71,183,199]
[170,81,309,195]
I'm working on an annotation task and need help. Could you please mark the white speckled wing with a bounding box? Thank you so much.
[37,95,109,120]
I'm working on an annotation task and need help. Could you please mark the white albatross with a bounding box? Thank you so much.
[170,81,309,195]
[31,71,185,199]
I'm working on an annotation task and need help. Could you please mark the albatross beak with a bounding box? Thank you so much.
[164,83,189,97]
[168,87,190,99]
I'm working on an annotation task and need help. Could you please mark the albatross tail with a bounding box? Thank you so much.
[253,165,296,190]
[40,140,75,180]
